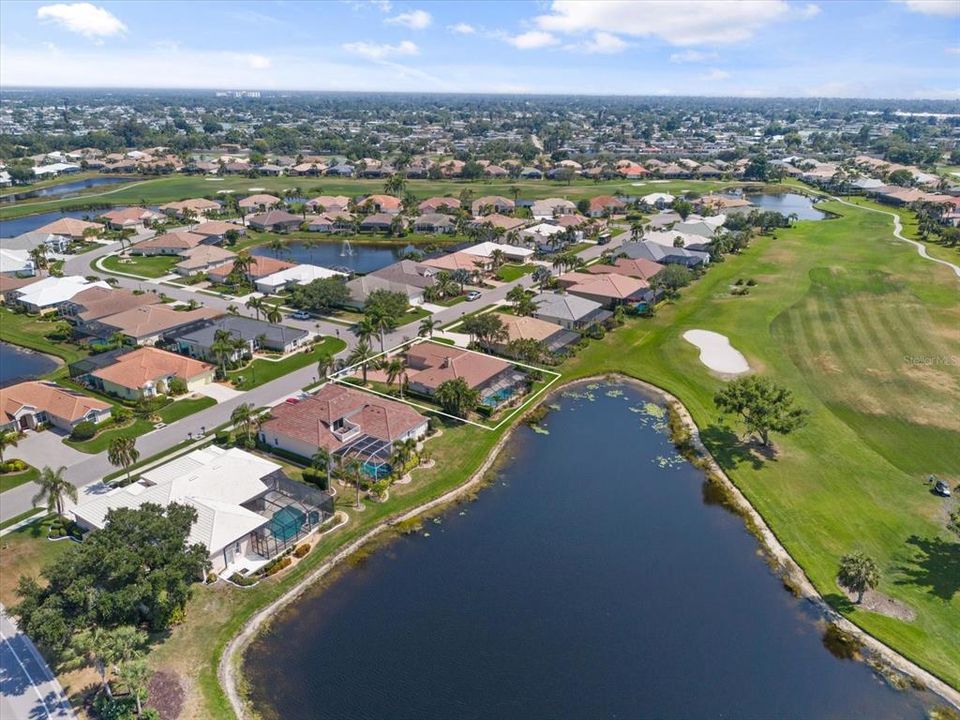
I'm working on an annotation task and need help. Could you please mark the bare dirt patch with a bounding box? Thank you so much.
[839,584,917,622]
[148,669,185,720]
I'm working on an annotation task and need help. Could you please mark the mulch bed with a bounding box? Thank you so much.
[147,670,184,720]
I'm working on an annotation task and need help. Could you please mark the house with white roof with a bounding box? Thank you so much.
[73,446,334,576]
[10,275,110,314]
[459,241,534,263]
[521,223,566,244]
[0,248,35,276]
[640,193,676,208]
[254,264,347,294]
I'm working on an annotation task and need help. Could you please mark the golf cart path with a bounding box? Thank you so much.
[831,196,960,279]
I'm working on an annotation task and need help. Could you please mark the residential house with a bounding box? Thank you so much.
[587,195,626,217]
[556,271,655,308]
[423,250,490,276]
[0,275,39,304]
[174,315,309,360]
[359,212,398,233]
[460,241,534,263]
[207,256,296,284]
[490,312,580,355]
[100,207,162,232]
[326,163,354,177]
[346,260,436,307]
[306,195,350,213]
[174,245,237,276]
[254,264,347,294]
[418,197,460,214]
[413,213,456,234]
[471,196,515,216]
[620,240,710,268]
[362,195,402,215]
[238,194,282,211]
[531,292,610,330]
[89,346,215,400]
[519,167,542,179]
[640,193,676,209]
[521,222,566,246]
[404,342,519,405]
[9,275,110,314]
[587,257,665,282]
[160,198,222,218]
[61,286,160,332]
[0,381,111,433]
[132,230,208,256]
[247,210,303,233]
[33,217,103,240]
[73,446,331,575]
[531,198,577,219]
[473,214,528,237]
[0,249,34,276]
[93,304,220,345]
[191,221,246,244]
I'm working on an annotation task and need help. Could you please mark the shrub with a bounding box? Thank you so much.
[228,572,257,587]
[262,556,292,576]
[70,421,97,441]
[293,544,311,558]
[206,571,218,584]
[112,406,131,425]
[302,467,329,491]
[0,459,28,474]
[168,377,188,396]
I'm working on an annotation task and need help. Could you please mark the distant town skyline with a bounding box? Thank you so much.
[1,1,958,99]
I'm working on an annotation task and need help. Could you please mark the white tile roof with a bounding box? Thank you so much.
[14,276,110,308]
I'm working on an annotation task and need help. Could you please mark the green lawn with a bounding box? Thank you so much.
[495,263,537,282]
[0,465,39,494]
[0,508,44,532]
[0,515,70,607]
[100,253,181,278]
[0,175,745,220]
[227,338,347,390]
[0,308,86,368]
[157,395,217,422]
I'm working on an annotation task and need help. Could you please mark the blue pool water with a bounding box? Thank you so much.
[269,505,306,542]
[482,386,518,407]
[361,462,391,480]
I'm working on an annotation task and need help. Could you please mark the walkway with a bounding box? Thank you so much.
[831,196,960,279]
[0,606,75,720]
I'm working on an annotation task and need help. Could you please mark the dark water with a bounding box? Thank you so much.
[746,192,826,220]
[252,241,405,274]
[0,341,58,386]
[0,176,132,204]
[0,209,98,238]
[245,384,938,720]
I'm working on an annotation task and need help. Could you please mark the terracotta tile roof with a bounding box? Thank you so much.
[192,220,245,237]
[101,207,159,225]
[160,198,221,213]
[175,245,236,271]
[91,347,213,390]
[0,275,40,294]
[423,251,489,273]
[476,213,527,232]
[418,197,460,212]
[307,195,350,210]
[34,217,102,238]
[363,194,402,210]
[208,255,295,281]
[98,304,220,339]
[238,194,282,208]
[0,381,110,424]
[586,257,664,281]
[406,343,511,392]
[134,230,207,252]
[261,384,427,453]
[588,195,625,211]
[492,313,563,343]
[68,286,160,321]
[560,271,650,299]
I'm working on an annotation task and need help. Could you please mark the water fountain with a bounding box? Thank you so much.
[341,237,354,257]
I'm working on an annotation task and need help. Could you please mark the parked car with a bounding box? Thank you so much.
[290,310,311,320]
[466,291,482,301]
[933,479,951,497]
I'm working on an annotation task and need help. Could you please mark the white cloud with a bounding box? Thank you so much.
[575,32,629,54]
[449,22,476,34]
[947,47,960,54]
[343,0,393,11]
[36,3,126,39]
[670,49,718,63]
[244,54,271,70]
[797,3,821,18]
[894,0,960,17]
[505,30,559,49]
[534,0,802,46]
[705,68,732,80]
[386,9,432,29]
[341,40,419,60]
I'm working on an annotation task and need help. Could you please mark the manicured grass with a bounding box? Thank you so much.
[0,465,39,493]
[0,508,44,532]
[495,263,537,282]
[157,395,217,422]
[0,516,69,607]
[400,306,431,324]
[227,338,347,390]
[434,294,467,307]
[0,175,744,220]
[0,308,86,367]
[100,253,180,278]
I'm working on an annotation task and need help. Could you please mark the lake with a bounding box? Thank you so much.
[244,383,939,720]
[252,241,407,274]
[746,192,826,220]
[0,209,99,238]
[0,341,58,386]
[0,176,133,204]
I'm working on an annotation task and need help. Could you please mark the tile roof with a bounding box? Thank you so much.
[98,304,220,339]
[34,217,102,237]
[91,347,213,390]
[0,381,110,424]
[68,286,161,321]
[134,230,207,252]
[207,255,295,280]
[492,312,564,343]
[406,343,511,392]
[586,257,665,281]
[560,271,650,299]
[239,193,281,208]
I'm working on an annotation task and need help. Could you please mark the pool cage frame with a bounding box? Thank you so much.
[333,433,394,479]
[246,472,334,559]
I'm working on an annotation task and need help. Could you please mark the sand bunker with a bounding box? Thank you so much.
[683,329,750,375]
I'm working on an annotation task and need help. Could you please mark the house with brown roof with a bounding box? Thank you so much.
[586,257,665,282]
[93,304,220,345]
[471,196,514,216]
[359,212,399,232]
[90,347,215,400]
[306,195,351,213]
[34,217,103,240]
[418,197,460,214]
[131,230,208,256]
[207,256,295,284]
[238,194,282,211]
[259,384,428,465]
[557,271,654,308]
[362,194,402,215]
[191,220,246,244]
[247,210,303,232]
[404,343,517,401]
[174,245,237,275]
[423,250,490,276]
[0,275,40,304]
[0,381,111,433]
[587,195,626,218]
[473,213,528,233]
[490,312,579,355]
[160,198,222,218]
[61,287,161,331]
[100,207,162,232]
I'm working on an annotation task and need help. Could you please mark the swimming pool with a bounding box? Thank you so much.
[361,462,391,480]
[482,386,519,407]
[269,505,306,542]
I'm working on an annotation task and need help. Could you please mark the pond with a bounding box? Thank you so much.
[0,341,59,386]
[745,192,826,220]
[244,383,940,720]
[0,209,100,238]
[0,176,133,204]
[252,241,407,275]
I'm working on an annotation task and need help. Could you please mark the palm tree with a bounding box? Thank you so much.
[117,659,150,718]
[268,237,285,257]
[226,304,239,315]
[66,625,147,703]
[266,303,283,324]
[107,435,140,484]
[418,317,439,338]
[311,448,332,489]
[211,328,236,376]
[347,339,376,384]
[316,353,335,380]
[245,296,264,320]
[489,248,507,271]
[630,221,645,242]
[231,402,255,444]
[435,377,480,418]
[29,245,49,276]
[365,306,396,352]
[384,356,407,398]
[837,552,881,604]
[231,249,254,281]
[32,465,76,519]
[0,430,19,463]
[354,316,377,346]
[109,330,127,349]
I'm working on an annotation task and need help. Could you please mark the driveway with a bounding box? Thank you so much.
[7,429,88,470]
[194,383,243,402]
[0,606,75,720]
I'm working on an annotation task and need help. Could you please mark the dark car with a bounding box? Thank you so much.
[933,479,951,497]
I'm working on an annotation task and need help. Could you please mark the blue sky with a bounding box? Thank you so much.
[1,1,957,98]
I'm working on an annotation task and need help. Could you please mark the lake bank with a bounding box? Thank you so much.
[227,376,958,719]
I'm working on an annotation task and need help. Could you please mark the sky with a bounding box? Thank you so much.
[0,0,958,99]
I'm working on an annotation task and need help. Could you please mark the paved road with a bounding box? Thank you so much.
[0,230,628,522]
[0,606,75,720]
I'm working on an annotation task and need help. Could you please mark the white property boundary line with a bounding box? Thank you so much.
[328,337,562,431]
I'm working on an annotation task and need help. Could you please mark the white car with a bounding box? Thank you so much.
[466,291,482,301]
